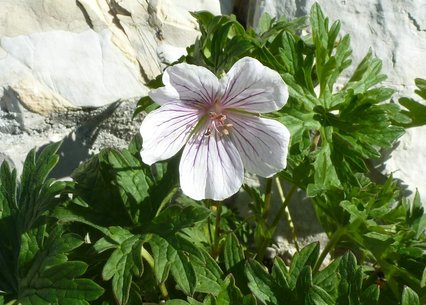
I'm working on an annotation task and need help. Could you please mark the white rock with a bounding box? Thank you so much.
[1,29,146,111]
[0,0,235,114]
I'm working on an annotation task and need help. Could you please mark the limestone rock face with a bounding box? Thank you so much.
[248,0,426,203]
[0,0,235,114]
[249,0,426,96]
[0,0,234,175]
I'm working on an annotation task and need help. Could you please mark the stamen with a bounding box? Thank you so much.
[206,106,232,137]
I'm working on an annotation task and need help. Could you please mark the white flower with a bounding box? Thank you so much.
[140,57,290,200]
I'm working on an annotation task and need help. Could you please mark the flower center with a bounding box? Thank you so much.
[204,102,233,137]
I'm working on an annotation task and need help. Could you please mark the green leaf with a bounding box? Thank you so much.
[257,12,273,34]
[421,268,426,288]
[271,257,290,290]
[165,300,191,305]
[18,142,65,232]
[19,226,47,272]
[190,250,223,295]
[278,32,300,74]
[149,235,198,296]
[149,205,211,236]
[19,277,103,305]
[221,232,248,294]
[360,284,379,305]
[171,251,197,296]
[223,233,245,271]
[307,143,341,196]
[245,259,285,305]
[70,151,136,227]
[310,3,328,59]
[215,275,256,305]
[288,243,320,289]
[133,95,159,119]
[306,285,335,305]
[309,3,351,98]
[295,266,314,299]
[101,228,144,305]
[0,163,19,294]
[18,229,104,305]
[401,286,420,305]
[414,78,426,99]
[399,97,426,128]
[148,234,172,284]
[276,102,320,145]
[313,257,340,299]
[345,49,387,93]
[336,251,363,305]
[0,160,17,218]
[102,148,154,224]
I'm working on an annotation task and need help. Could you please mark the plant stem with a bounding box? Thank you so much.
[263,177,273,218]
[141,245,169,300]
[313,226,345,272]
[155,186,178,217]
[273,178,299,251]
[205,199,214,247]
[212,201,222,258]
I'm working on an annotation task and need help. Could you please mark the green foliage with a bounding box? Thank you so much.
[0,142,103,304]
[181,4,423,304]
[48,137,217,304]
[246,244,380,305]
[399,78,426,127]
[97,227,145,305]
[402,286,420,305]
[17,228,104,305]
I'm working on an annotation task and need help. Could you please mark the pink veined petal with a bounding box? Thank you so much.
[220,57,289,113]
[149,63,222,107]
[228,114,290,177]
[179,131,244,201]
[140,103,200,165]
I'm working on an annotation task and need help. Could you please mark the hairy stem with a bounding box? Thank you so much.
[273,178,299,251]
[141,246,169,300]
[212,201,222,258]
[263,177,273,218]
[313,226,345,272]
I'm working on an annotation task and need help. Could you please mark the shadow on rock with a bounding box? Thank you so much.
[40,101,122,179]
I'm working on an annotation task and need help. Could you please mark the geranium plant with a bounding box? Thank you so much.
[0,4,425,305]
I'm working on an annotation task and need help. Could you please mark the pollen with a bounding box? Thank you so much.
[204,110,233,137]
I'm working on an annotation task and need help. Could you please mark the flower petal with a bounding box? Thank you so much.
[228,114,290,177]
[220,57,288,113]
[179,131,244,201]
[149,63,222,107]
[140,103,199,165]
